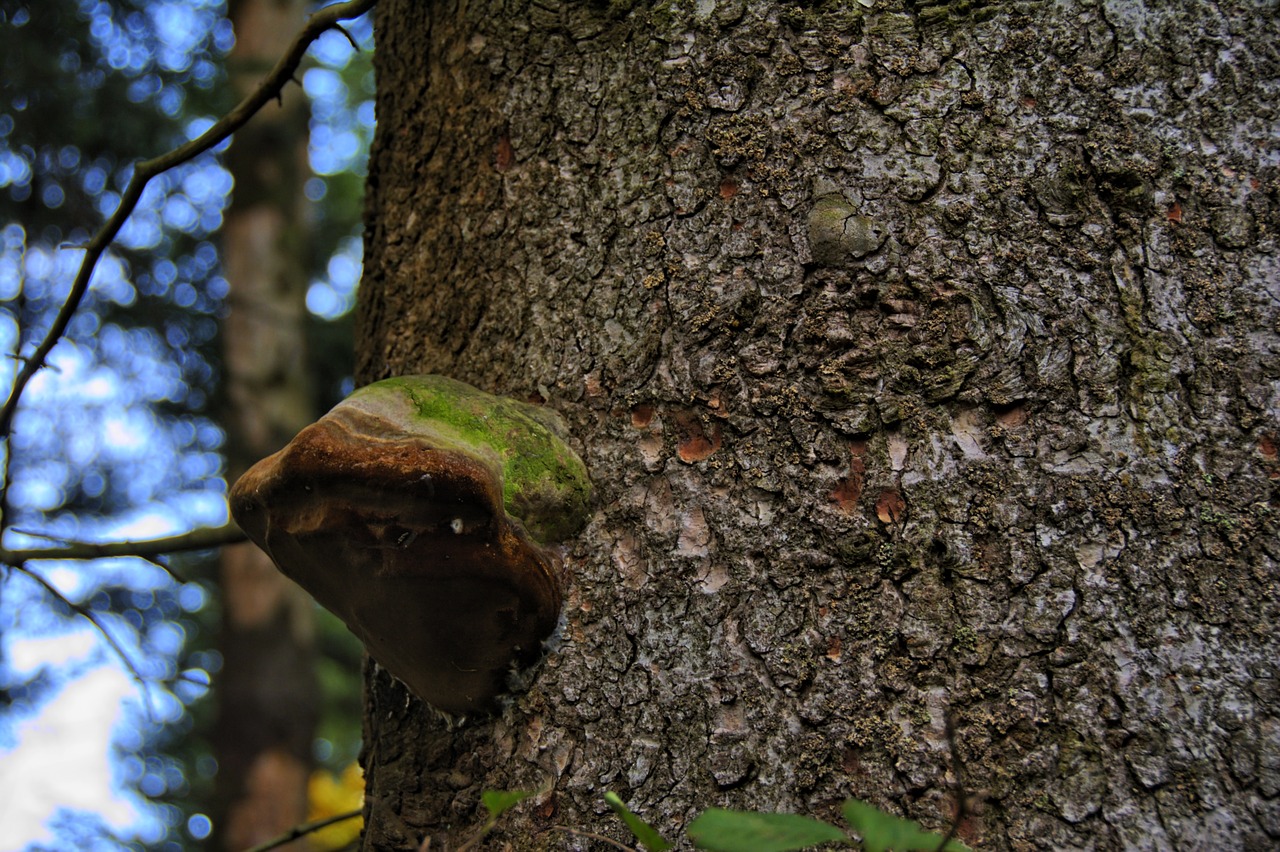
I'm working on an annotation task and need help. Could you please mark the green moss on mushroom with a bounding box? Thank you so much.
[350,375,592,543]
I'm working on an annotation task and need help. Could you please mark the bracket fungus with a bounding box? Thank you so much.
[230,375,591,713]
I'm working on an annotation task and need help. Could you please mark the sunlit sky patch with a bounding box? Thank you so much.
[308,234,362,319]
[0,666,145,850]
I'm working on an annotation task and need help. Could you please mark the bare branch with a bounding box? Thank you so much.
[935,709,977,852]
[0,0,378,514]
[136,553,188,584]
[0,522,245,564]
[543,827,640,852]
[172,670,212,689]
[243,808,363,852]
[10,562,150,697]
[332,23,360,51]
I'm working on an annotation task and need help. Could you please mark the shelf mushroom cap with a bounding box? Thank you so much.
[230,375,591,713]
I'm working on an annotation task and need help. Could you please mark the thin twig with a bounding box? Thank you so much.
[0,521,245,564]
[543,826,640,852]
[136,553,187,584]
[11,562,152,704]
[332,23,360,50]
[453,815,498,852]
[936,709,975,852]
[171,670,212,688]
[243,808,363,852]
[0,0,378,513]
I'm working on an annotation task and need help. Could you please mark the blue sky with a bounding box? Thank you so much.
[0,2,374,846]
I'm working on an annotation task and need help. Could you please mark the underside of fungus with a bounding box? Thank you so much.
[230,375,591,713]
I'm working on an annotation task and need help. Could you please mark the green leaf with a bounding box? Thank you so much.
[841,800,972,852]
[688,809,850,852]
[604,791,673,852]
[481,789,536,820]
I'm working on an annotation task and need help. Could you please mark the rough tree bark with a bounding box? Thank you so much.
[214,0,319,847]
[355,0,1279,848]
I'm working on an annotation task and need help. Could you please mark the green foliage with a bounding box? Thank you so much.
[842,800,971,852]
[453,790,540,852]
[688,809,849,851]
[481,789,538,820]
[475,788,974,852]
[605,791,673,852]
[681,799,971,852]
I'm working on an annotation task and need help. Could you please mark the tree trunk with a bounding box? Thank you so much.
[355,0,1280,848]
[214,0,319,847]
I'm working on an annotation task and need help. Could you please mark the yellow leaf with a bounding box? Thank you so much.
[307,762,364,850]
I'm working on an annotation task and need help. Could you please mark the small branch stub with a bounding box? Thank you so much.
[230,375,591,713]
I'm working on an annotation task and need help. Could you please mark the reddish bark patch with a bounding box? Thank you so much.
[829,477,861,513]
[957,815,982,846]
[1258,433,1277,461]
[631,403,655,429]
[945,794,983,846]
[719,177,738,199]
[995,403,1028,427]
[828,442,867,513]
[978,537,1006,575]
[1167,201,1183,223]
[875,489,906,524]
[674,410,722,462]
[825,635,842,662]
[494,132,514,172]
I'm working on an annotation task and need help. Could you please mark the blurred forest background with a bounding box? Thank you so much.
[0,1,373,848]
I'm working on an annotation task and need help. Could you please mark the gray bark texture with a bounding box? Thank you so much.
[354,0,1280,848]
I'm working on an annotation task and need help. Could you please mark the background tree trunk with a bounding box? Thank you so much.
[214,0,319,847]
[355,0,1280,848]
